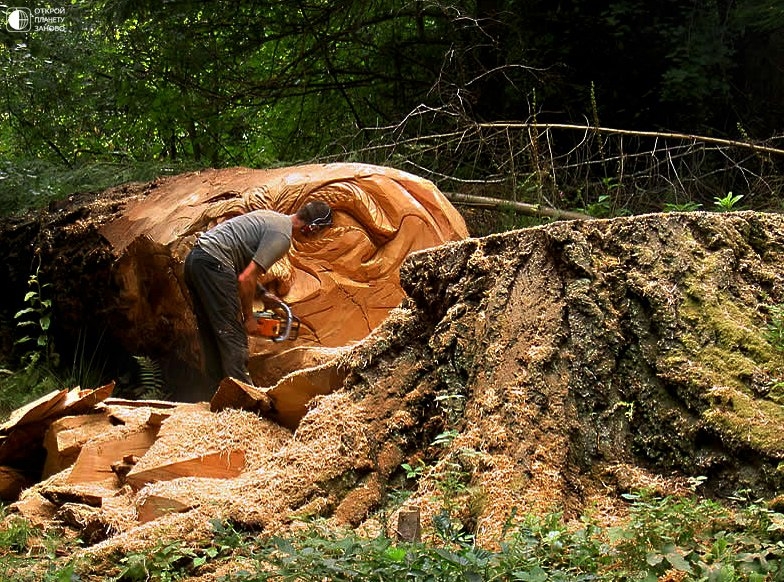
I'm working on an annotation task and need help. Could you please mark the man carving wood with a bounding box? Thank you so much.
[183,200,333,401]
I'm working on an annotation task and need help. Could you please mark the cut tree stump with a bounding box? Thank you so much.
[396,506,422,543]
[0,165,469,399]
[124,449,246,490]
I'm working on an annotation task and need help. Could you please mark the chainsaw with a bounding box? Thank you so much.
[253,284,301,342]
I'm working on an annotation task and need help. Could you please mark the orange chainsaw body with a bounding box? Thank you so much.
[255,312,281,338]
[253,309,300,341]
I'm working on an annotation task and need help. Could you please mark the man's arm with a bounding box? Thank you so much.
[238,260,263,334]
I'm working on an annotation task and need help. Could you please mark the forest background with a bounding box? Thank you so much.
[1,0,784,221]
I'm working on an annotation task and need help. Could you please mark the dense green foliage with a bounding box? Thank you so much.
[1,1,783,187]
[2,490,784,580]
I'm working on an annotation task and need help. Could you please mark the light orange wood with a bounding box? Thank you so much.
[42,413,114,478]
[1,383,115,435]
[264,364,348,430]
[210,377,271,413]
[11,493,58,525]
[136,494,192,523]
[0,389,69,433]
[102,398,180,409]
[95,164,468,389]
[104,406,174,427]
[67,426,160,484]
[146,411,171,427]
[125,450,246,490]
[60,382,115,416]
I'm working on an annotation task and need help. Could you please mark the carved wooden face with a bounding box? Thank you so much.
[99,163,468,383]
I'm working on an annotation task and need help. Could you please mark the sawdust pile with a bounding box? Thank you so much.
[3,210,784,579]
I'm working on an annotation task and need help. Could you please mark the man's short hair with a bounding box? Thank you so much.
[297,200,333,228]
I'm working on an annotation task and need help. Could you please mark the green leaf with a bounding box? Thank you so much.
[512,566,548,581]
[384,546,407,562]
[665,550,693,573]
[14,307,35,318]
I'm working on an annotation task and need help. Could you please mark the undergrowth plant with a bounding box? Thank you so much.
[0,261,62,418]
[1,263,112,419]
[13,260,58,369]
[766,303,784,351]
[663,201,703,212]
[714,191,744,211]
[3,489,784,581]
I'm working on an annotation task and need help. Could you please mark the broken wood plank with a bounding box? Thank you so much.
[146,411,171,427]
[0,422,48,466]
[1,383,115,435]
[0,389,69,433]
[60,382,115,416]
[263,363,348,430]
[67,426,160,484]
[125,449,246,490]
[11,492,59,525]
[41,488,105,507]
[136,494,193,523]
[105,405,172,427]
[102,398,179,409]
[42,412,114,479]
[210,377,272,414]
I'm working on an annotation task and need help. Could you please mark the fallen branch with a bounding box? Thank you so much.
[444,191,594,222]
[477,122,784,158]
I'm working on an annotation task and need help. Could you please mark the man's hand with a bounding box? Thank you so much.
[238,261,263,325]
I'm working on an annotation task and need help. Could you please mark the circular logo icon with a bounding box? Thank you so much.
[7,8,31,32]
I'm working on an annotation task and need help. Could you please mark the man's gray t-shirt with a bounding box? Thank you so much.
[196,210,293,274]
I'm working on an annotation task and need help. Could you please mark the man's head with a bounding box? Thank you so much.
[296,200,333,235]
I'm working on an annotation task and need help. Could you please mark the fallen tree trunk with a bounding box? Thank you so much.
[444,190,593,221]
[0,164,468,399]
